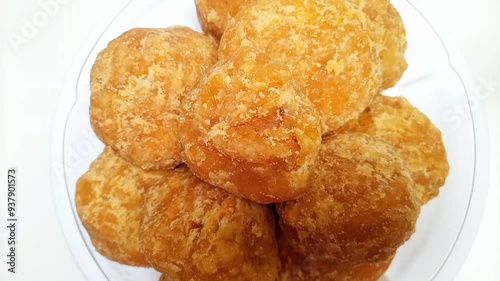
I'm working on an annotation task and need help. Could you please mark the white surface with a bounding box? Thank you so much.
[1,0,499,281]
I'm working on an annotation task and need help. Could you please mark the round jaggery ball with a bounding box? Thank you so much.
[219,0,381,133]
[340,94,449,204]
[139,167,279,281]
[195,0,256,38]
[277,133,420,266]
[75,147,165,266]
[180,47,322,204]
[90,26,218,170]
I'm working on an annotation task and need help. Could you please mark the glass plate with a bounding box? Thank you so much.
[50,0,490,280]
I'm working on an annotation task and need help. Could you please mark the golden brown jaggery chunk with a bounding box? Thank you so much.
[195,0,256,38]
[90,27,218,170]
[279,237,394,281]
[75,147,165,266]
[277,133,420,266]
[219,0,381,133]
[139,167,279,281]
[180,47,322,204]
[340,95,450,204]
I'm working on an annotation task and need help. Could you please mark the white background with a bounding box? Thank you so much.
[1,0,499,280]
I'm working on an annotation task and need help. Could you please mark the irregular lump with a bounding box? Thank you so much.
[180,47,322,204]
[195,0,256,38]
[139,167,279,281]
[90,26,218,170]
[277,133,420,266]
[219,0,381,133]
[75,147,165,266]
[340,94,449,204]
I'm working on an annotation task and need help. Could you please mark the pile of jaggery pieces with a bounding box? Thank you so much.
[76,0,450,280]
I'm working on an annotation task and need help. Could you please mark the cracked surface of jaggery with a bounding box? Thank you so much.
[340,94,450,204]
[139,167,279,281]
[90,26,218,170]
[279,235,394,281]
[75,147,167,266]
[367,3,407,89]
[277,133,420,266]
[349,0,408,89]
[379,4,408,89]
[219,0,381,133]
[180,47,322,204]
[195,0,257,38]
